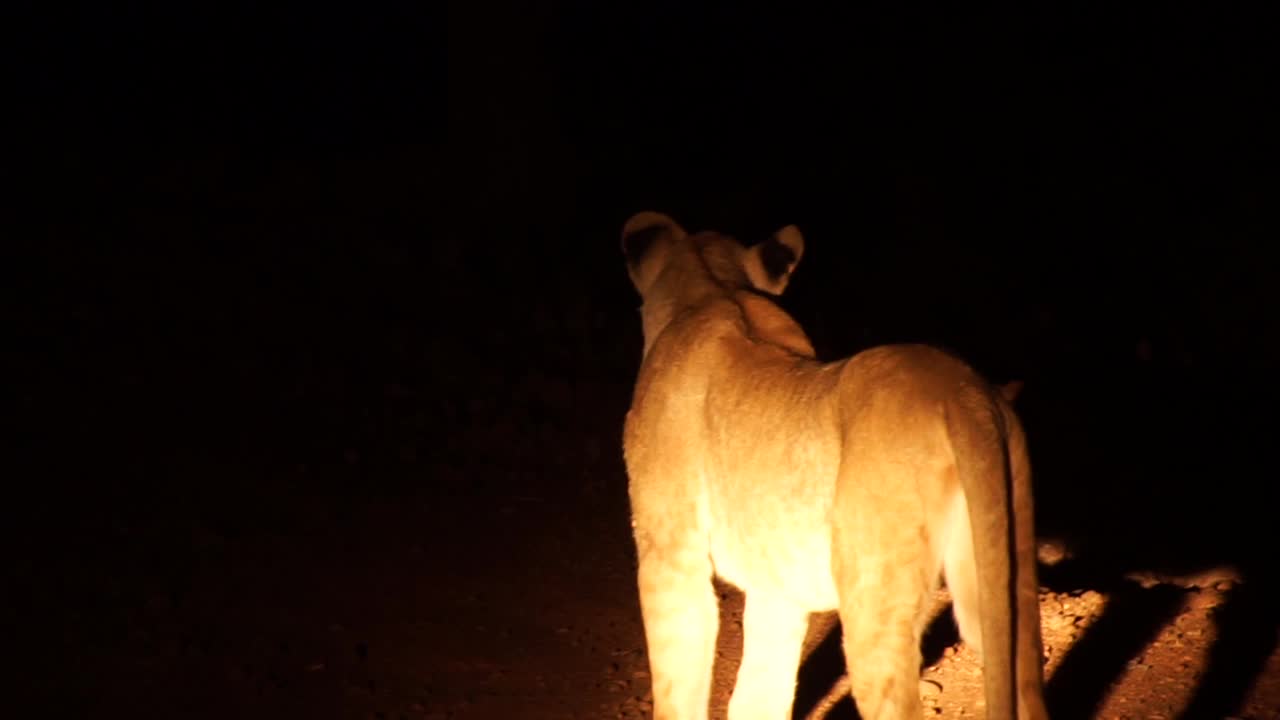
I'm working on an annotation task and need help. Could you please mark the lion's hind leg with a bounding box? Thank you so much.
[832,458,938,719]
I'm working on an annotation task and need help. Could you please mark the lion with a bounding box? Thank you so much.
[619,211,1049,720]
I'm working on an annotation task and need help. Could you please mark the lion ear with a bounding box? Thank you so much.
[744,224,804,295]
[1000,380,1025,403]
[621,211,685,295]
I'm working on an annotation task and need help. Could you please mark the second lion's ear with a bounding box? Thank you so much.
[743,225,804,295]
[621,211,686,296]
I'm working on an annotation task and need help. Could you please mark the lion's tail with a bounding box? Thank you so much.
[945,386,1047,719]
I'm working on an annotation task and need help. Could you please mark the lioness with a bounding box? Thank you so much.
[619,211,1048,720]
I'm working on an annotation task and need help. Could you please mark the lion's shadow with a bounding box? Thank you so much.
[1026,363,1279,719]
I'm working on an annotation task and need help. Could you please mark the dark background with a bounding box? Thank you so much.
[8,1,1278,716]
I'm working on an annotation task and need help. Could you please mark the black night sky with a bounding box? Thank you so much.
[9,2,1279,718]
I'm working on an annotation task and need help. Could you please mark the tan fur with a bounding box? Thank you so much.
[620,212,1048,720]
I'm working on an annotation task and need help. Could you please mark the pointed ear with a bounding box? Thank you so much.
[621,211,685,295]
[743,224,804,295]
